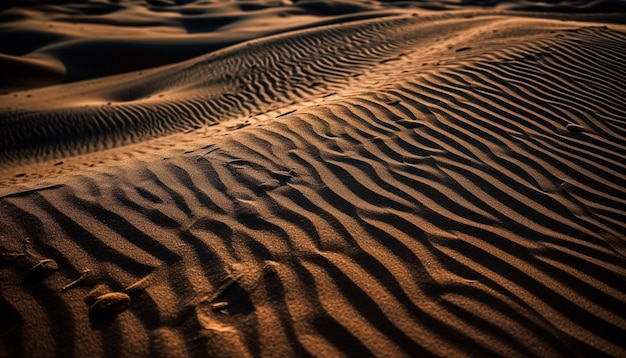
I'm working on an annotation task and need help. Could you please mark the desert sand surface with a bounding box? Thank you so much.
[1,0,625,357]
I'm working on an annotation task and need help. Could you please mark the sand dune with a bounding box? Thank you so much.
[1,1,625,357]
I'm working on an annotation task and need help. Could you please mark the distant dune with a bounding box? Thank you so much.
[1,1,625,357]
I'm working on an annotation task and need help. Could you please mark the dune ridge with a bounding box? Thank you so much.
[1,11,520,167]
[1,6,626,358]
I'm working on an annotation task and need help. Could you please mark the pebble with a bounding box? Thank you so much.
[89,292,131,316]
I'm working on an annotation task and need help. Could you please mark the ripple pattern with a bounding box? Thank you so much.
[1,13,625,358]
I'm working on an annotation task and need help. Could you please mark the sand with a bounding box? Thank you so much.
[1,0,625,357]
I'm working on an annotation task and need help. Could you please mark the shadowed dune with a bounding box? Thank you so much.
[0,0,405,93]
[1,2,625,357]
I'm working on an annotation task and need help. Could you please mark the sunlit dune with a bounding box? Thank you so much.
[1,1,625,356]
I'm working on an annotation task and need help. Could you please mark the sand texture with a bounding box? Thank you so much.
[1,1,625,357]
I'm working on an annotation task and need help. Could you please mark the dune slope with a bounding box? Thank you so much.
[1,8,625,358]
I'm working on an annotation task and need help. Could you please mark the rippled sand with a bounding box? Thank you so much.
[1,1,625,356]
